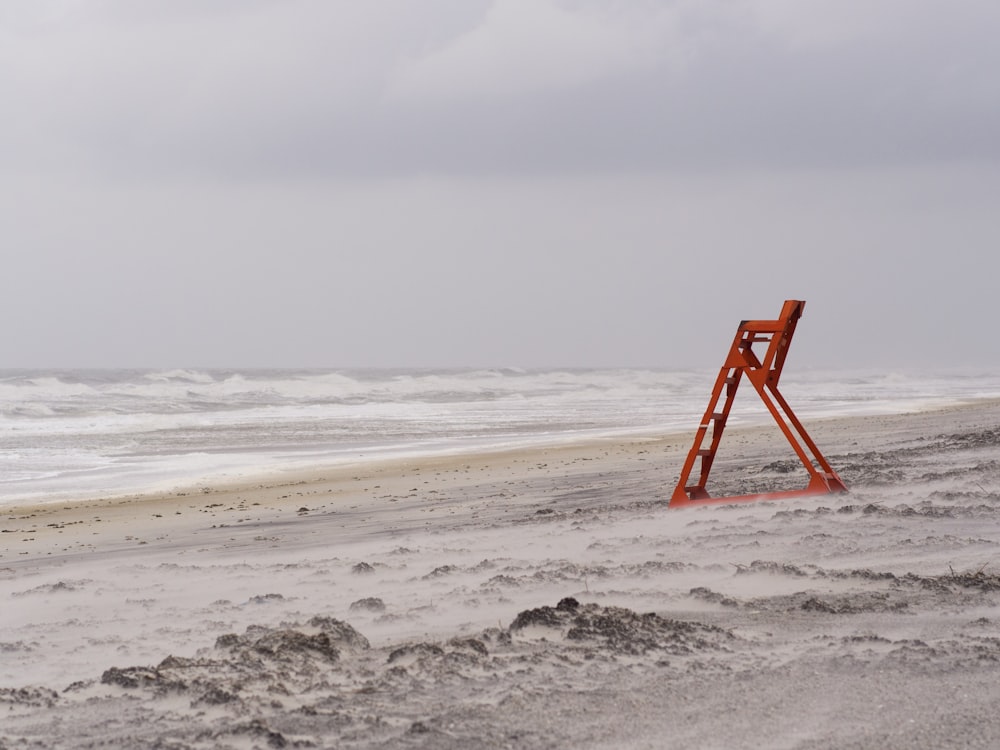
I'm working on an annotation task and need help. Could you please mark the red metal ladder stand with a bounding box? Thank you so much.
[670,300,847,508]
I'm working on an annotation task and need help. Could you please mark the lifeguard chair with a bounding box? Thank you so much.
[670,300,847,507]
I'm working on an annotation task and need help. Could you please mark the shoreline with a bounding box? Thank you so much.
[5,397,1000,564]
[0,431,690,563]
[4,390,996,513]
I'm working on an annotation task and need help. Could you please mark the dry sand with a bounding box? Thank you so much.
[3,401,1000,748]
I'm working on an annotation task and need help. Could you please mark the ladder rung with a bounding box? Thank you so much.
[711,412,726,421]
[697,449,713,457]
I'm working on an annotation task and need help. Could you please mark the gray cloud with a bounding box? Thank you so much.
[4,0,999,179]
[2,1,999,369]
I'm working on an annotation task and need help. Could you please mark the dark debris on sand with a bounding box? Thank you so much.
[0,686,59,709]
[94,615,370,707]
[509,597,735,656]
[683,559,1000,617]
[4,601,737,749]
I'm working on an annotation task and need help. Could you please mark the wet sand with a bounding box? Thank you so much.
[3,400,1000,748]
[0,432,695,562]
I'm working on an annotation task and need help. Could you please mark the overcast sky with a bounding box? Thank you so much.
[3,0,999,370]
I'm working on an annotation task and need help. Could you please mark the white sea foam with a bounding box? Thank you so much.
[0,367,998,507]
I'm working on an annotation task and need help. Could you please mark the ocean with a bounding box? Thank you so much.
[1,367,998,507]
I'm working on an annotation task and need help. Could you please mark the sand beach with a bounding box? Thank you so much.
[4,400,1000,748]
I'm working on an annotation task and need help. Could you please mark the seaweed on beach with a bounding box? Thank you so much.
[11,580,87,597]
[938,428,1000,449]
[94,616,371,706]
[0,686,59,709]
[688,587,740,607]
[798,592,911,615]
[733,560,812,577]
[902,567,1000,593]
[509,597,735,656]
[214,615,370,662]
[349,596,386,612]
[825,564,1000,593]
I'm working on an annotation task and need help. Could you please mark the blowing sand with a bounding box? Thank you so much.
[3,401,1000,748]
